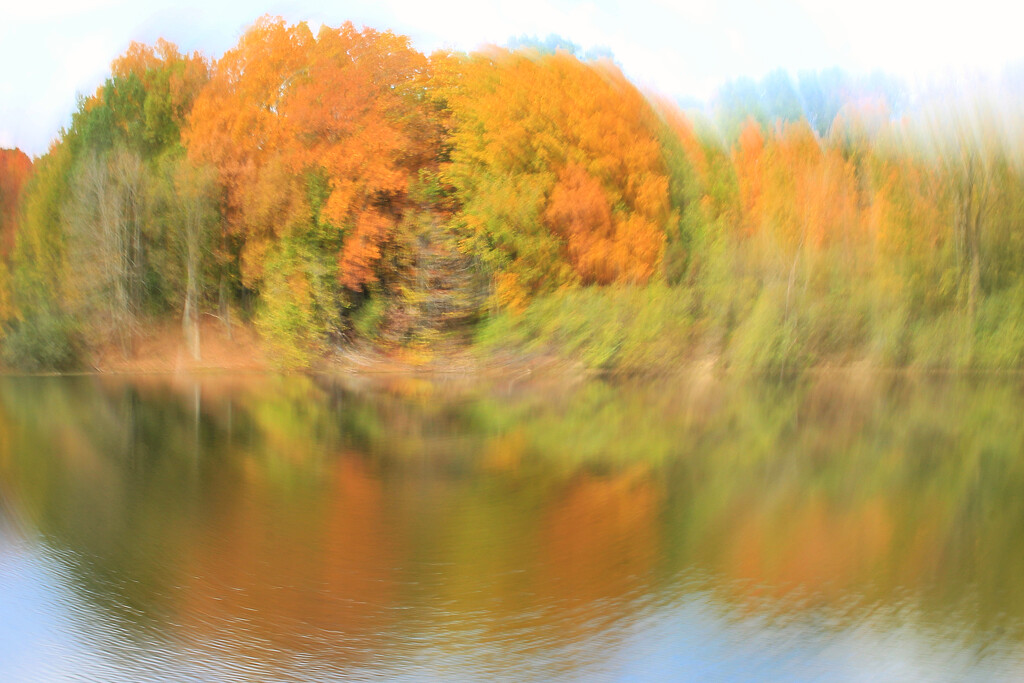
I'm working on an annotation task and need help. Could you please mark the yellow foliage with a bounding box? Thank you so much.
[443,48,670,303]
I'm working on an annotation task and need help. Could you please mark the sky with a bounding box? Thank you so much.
[2,0,1023,156]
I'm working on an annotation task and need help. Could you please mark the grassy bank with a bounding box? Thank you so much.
[474,280,1024,376]
[6,277,1024,377]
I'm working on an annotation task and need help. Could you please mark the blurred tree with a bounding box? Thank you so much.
[63,146,148,356]
[441,48,669,307]
[0,148,32,259]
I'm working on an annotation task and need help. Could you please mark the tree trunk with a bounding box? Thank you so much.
[184,257,200,361]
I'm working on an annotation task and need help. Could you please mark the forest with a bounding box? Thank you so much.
[2,15,1024,373]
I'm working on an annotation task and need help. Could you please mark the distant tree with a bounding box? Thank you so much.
[797,69,846,137]
[760,70,803,124]
[506,34,581,56]
[715,78,768,142]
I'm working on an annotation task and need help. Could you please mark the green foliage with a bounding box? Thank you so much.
[350,294,386,340]
[0,261,12,341]
[452,171,569,301]
[477,284,694,372]
[655,121,701,285]
[14,142,73,291]
[971,284,1024,368]
[8,24,1024,374]
[724,276,869,372]
[907,313,972,369]
[3,41,216,366]
[255,236,341,369]
[1,304,79,371]
[148,153,221,303]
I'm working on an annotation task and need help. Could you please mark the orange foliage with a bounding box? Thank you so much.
[734,119,765,238]
[186,16,436,290]
[185,17,314,284]
[735,120,860,250]
[0,148,32,258]
[545,163,619,283]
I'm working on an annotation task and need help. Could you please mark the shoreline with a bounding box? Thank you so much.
[5,351,1024,380]
[3,315,1023,381]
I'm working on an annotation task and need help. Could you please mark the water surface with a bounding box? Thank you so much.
[2,372,1023,681]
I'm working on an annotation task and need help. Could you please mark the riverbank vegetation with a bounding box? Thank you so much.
[2,16,1024,373]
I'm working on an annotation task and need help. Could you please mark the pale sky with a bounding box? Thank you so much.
[2,0,1022,156]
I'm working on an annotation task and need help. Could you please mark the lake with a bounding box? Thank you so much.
[1,371,1024,681]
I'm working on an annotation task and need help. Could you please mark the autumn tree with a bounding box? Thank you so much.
[187,16,437,285]
[733,119,766,240]
[184,17,314,289]
[735,119,860,254]
[185,16,441,363]
[0,149,32,259]
[0,148,33,340]
[1,37,210,367]
[648,97,748,295]
[440,48,670,308]
[865,133,952,316]
[67,39,209,158]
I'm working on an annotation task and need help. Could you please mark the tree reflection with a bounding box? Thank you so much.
[2,372,1024,677]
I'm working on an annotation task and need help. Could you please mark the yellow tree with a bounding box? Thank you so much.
[441,48,670,307]
[735,119,859,253]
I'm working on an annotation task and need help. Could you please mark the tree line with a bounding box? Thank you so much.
[2,16,1024,371]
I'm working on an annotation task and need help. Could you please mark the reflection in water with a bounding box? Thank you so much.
[1,372,1024,680]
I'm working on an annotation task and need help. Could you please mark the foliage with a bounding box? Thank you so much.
[255,234,341,369]
[1,302,79,370]
[0,148,33,258]
[6,17,1024,372]
[185,16,438,293]
[477,284,694,372]
[440,48,670,308]
[2,143,79,369]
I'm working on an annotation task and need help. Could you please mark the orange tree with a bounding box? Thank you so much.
[186,16,440,363]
